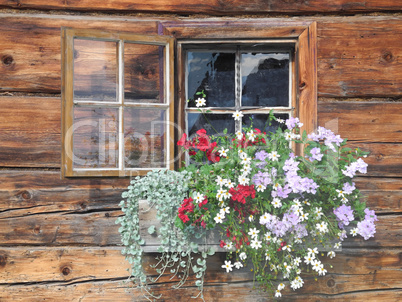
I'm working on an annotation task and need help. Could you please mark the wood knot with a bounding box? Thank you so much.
[0,253,7,267]
[299,82,307,90]
[376,154,384,161]
[33,226,41,234]
[381,50,394,63]
[79,202,87,210]
[327,278,335,287]
[20,190,32,200]
[2,55,14,66]
[105,212,110,218]
[61,266,71,276]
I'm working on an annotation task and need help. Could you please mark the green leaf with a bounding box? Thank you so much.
[147,225,156,235]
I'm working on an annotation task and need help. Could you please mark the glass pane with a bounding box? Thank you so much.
[124,43,164,103]
[124,108,166,168]
[241,53,289,107]
[242,113,289,133]
[73,107,119,168]
[74,39,117,102]
[187,113,236,138]
[187,52,235,107]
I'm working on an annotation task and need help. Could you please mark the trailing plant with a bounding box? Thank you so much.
[117,99,377,300]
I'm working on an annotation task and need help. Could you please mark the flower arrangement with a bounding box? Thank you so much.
[117,98,377,300]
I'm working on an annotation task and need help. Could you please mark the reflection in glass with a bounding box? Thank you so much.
[242,113,289,133]
[241,53,289,107]
[74,39,117,102]
[187,52,236,107]
[73,107,119,168]
[124,108,166,168]
[124,43,163,103]
[187,113,236,138]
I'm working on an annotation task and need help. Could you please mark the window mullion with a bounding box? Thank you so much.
[235,46,241,132]
[118,40,124,173]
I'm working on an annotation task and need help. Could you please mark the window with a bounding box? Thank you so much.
[61,21,317,177]
[182,43,294,138]
[61,28,175,177]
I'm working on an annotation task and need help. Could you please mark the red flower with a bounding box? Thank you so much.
[178,197,195,223]
[219,240,226,248]
[198,197,208,208]
[229,184,256,204]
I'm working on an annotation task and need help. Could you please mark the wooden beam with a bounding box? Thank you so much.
[0,0,401,14]
[0,15,401,97]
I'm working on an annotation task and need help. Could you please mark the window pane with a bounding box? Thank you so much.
[187,52,235,107]
[188,113,235,137]
[124,43,164,103]
[73,39,117,102]
[124,108,166,168]
[242,113,289,133]
[73,107,119,168]
[241,53,289,107]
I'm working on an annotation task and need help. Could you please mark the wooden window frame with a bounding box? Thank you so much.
[61,28,175,177]
[159,20,317,157]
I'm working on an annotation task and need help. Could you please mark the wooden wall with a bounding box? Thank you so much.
[0,2,401,301]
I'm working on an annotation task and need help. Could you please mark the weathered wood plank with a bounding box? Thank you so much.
[1,282,401,302]
[318,101,402,143]
[0,247,400,299]
[0,14,401,97]
[1,96,401,174]
[0,0,401,14]
[0,14,158,93]
[0,202,399,246]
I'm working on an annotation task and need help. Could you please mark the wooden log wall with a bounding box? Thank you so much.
[0,3,401,301]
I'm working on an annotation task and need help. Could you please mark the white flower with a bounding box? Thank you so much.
[264,232,273,242]
[256,184,266,192]
[350,228,358,237]
[308,247,319,256]
[278,283,285,290]
[193,192,205,204]
[241,156,251,165]
[268,151,280,161]
[248,215,254,222]
[304,255,314,265]
[234,261,243,269]
[248,227,260,239]
[282,244,292,252]
[239,252,247,261]
[284,132,293,141]
[293,257,302,267]
[283,262,291,273]
[221,260,234,273]
[275,290,282,298]
[214,213,225,224]
[223,179,234,189]
[299,212,309,222]
[290,276,304,290]
[238,175,250,185]
[222,191,232,200]
[327,251,336,259]
[272,198,282,208]
[250,239,262,250]
[216,176,225,186]
[311,259,323,272]
[232,110,243,121]
[225,242,233,250]
[334,242,342,249]
[218,147,228,157]
[318,266,327,276]
[259,213,270,225]
[316,221,329,234]
[247,131,256,142]
[265,251,271,260]
[336,189,345,198]
[314,207,324,219]
[221,207,230,214]
[238,149,247,159]
[276,118,285,123]
[195,97,206,107]
[236,130,243,140]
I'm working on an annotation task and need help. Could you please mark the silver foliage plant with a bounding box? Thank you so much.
[116,169,214,301]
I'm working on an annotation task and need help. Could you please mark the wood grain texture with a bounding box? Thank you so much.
[0,14,401,97]
[0,0,401,14]
[318,101,402,143]
[0,247,400,300]
[2,96,401,178]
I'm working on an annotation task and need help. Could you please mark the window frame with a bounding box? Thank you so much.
[159,20,317,159]
[61,28,175,177]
